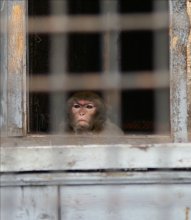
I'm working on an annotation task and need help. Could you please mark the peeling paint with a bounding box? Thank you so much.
[187,0,191,135]
[9,4,24,73]
[185,207,190,220]
[169,0,189,142]
[4,1,27,136]
[172,36,179,49]
[0,0,5,12]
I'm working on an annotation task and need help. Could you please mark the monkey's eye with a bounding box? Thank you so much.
[86,104,94,109]
[73,104,80,109]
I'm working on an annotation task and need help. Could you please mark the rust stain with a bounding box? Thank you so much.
[172,36,179,49]
[172,35,186,55]
[185,207,190,220]
[9,4,25,73]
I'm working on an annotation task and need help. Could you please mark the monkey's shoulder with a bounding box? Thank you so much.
[101,119,124,135]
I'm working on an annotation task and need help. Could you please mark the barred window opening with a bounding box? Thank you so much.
[28,0,170,135]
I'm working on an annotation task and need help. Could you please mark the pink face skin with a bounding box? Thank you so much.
[71,100,96,129]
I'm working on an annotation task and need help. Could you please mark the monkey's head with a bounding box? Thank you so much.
[66,91,107,134]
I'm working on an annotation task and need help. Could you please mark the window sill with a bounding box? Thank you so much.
[1,135,191,173]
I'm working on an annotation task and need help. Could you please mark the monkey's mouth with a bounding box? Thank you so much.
[75,120,90,130]
[77,119,88,124]
[76,119,90,128]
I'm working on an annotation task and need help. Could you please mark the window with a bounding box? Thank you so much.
[1,1,191,219]
[27,0,170,136]
[0,0,190,140]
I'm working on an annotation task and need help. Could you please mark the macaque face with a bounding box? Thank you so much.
[71,99,97,131]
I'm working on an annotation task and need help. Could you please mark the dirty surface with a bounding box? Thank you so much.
[169,0,190,142]
[187,0,191,138]
[1,1,26,136]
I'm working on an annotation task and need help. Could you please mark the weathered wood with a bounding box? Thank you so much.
[1,182,190,220]
[60,184,191,220]
[0,0,8,136]
[187,0,191,138]
[1,171,191,187]
[169,0,190,142]
[1,141,191,172]
[0,0,27,136]
[0,186,58,220]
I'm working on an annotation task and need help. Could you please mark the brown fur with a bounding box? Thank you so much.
[60,91,123,135]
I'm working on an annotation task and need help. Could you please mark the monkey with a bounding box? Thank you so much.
[59,91,123,135]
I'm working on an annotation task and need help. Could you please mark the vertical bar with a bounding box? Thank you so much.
[1,0,26,136]
[50,0,67,133]
[169,0,189,142]
[153,1,169,134]
[101,0,121,126]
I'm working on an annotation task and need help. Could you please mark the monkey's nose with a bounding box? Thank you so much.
[79,109,86,116]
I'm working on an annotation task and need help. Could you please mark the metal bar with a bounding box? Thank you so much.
[101,0,121,127]
[153,1,170,134]
[28,72,169,92]
[169,0,190,142]
[26,13,169,33]
[50,0,67,133]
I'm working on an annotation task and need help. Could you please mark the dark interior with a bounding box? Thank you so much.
[29,0,169,134]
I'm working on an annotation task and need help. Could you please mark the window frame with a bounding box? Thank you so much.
[0,0,191,174]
